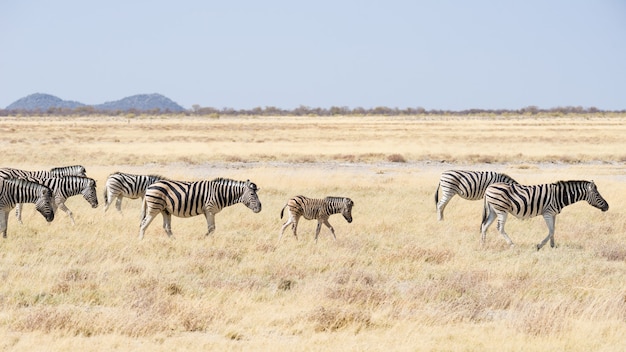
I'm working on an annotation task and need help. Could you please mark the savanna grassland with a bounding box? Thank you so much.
[0,114,625,351]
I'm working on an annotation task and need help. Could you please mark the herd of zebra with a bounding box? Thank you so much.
[0,166,609,250]
[0,166,353,243]
[436,170,609,250]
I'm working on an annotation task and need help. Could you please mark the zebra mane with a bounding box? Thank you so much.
[324,196,348,202]
[50,165,85,173]
[553,180,590,187]
[210,178,259,192]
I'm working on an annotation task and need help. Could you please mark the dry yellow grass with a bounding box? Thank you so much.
[0,114,625,351]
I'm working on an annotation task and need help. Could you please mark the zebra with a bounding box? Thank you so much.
[16,176,98,225]
[435,170,518,221]
[0,165,87,179]
[480,180,609,250]
[139,177,262,239]
[0,178,54,238]
[103,172,166,213]
[278,195,354,243]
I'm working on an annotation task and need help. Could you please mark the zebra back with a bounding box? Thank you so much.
[27,176,98,207]
[145,177,261,217]
[485,180,609,219]
[0,167,29,179]
[105,172,166,200]
[437,170,518,201]
[50,165,87,177]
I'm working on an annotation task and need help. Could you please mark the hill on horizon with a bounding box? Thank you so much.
[6,93,186,112]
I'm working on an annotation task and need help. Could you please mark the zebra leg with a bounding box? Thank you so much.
[138,212,157,240]
[278,216,295,242]
[103,191,112,212]
[1,210,8,238]
[538,214,556,250]
[15,203,23,225]
[436,190,455,221]
[314,221,323,243]
[204,211,216,236]
[480,204,497,245]
[56,202,75,225]
[115,196,123,212]
[323,219,337,241]
[162,211,174,238]
[496,212,515,247]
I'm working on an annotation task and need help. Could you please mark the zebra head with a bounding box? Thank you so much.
[36,186,55,222]
[242,180,262,213]
[342,197,354,223]
[82,178,99,208]
[586,181,609,212]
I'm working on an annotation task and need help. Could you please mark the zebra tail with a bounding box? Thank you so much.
[280,204,286,219]
[103,186,108,204]
[434,182,440,206]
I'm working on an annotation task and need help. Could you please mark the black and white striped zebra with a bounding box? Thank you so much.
[139,178,262,239]
[0,178,54,238]
[481,180,609,250]
[0,165,86,180]
[435,170,518,221]
[103,172,166,213]
[279,195,354,243]
[16,176,98,225]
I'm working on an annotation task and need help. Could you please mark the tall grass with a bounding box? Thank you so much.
[0,115,625,351]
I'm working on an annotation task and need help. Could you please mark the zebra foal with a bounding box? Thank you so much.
[139,178,261,239]
[279,195,354,243]
[0,179,54,238]
[435,170,518,221]
[481,180,609,250]
[103,172,166,213]
[16,176,98,225]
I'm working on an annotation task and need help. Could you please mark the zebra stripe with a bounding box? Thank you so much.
[16,176,98,225]
[279,195,354,243]
[481,180,609,250]
[0,178,54,238]
[435,170,518,221]
[139,177,261,239]
[103,172,166,213]
[0,165,86,180]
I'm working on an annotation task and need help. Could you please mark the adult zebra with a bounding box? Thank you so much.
[0,178,54,238]
[103,172,166,213]
[481,180,609,250]
[139,177,262,239]
[16,176,98,225]
[435,170,518,221]
[0,165,86,179]
[278,195,354,243]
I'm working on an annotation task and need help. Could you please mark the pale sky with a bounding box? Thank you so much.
[1,1,625,110]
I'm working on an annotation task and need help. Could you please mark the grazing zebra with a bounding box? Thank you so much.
[0,165,86,179]
[278,195,354,243]
[435,170,518,221]
[103,172,166,213]
[16,176,98,225]
[0,178,54,238]
[481,180,609,250]
[139,178,262,239]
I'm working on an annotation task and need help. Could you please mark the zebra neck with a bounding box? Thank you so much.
[555,182,587,208]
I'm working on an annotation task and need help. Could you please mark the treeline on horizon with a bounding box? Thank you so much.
[1,104,623,117]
